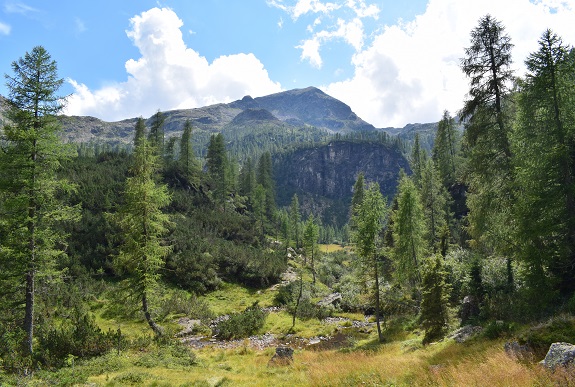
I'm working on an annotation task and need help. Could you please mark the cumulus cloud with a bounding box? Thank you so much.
[269,0,341,20]
[0,21,10,35]
[324,0,575,127]
[65,7,281,121]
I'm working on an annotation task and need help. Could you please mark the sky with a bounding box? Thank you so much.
[1,1,574,128]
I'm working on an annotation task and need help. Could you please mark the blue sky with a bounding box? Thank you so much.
[1,0,574,127]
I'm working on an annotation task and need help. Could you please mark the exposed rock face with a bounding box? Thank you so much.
[540,342,575,369]
[274,140,410,226]
[448,325,482,343]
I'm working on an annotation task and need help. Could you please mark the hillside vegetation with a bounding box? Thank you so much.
[2,16,575,386]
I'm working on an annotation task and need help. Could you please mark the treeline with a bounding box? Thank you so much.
[344,15,575,344]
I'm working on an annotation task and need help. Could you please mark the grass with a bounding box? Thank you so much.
[201,282,276,316]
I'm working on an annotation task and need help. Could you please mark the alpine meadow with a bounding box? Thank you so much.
[3,9,575,387]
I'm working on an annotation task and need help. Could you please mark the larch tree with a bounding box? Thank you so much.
[512,30,575,302]
[179,119,199,187]
[148,110,165,157]
[460,14,515,258]
[0,46,79,355]
[352,182,388,343]
[303,214,320,284]
[113,120,172,336]
[432,110,459,187]
[392,173,427,288]
[206,133,229,210]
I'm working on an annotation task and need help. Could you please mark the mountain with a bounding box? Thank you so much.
[274,140,410,227]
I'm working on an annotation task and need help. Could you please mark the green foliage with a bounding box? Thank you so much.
[112,121,172,336]
[420,255,451,344]
[36,313,123,369]
[206,133,229,208]
[303,214,320,283]
[519,315,575,357]
[432,110,460,187]
[0,45,80,356]
[133,343,196,368]
[289,194,302,248]
[215,303,267,340]
[392,174,427,286]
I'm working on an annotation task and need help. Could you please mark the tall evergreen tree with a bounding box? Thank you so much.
[148,110,165,157]
[410,134,426,187]
[420,255,451,344]
[303,214,320,284]
[0,46,79,355]
[352,182,388,342]
[432,110,459,187]
[113,127,172,336]
[350,172,365,226]
[460,14,515,256]
[512,30,575,300]
[239,157,256,208]
[179,120,199,186]
[420,159,450,255]
[206,133,228,209]
[289,194,302,249]
[257,152,276,221]
[392,174,427,287]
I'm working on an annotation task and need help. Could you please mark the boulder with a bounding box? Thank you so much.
[268,346,294,366]
[448,325,482,343]
[540,342,575,369]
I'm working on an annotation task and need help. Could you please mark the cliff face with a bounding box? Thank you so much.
[274,141,410,226]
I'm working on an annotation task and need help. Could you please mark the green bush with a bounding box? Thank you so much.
[37,312,124,368]
[215,303,267,340]
[481,320,514,339]
[519,315,575,357]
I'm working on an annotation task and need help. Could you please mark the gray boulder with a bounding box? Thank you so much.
[448,325,482,343]
[504,341,533,361]
[540,342,575,369]
[268,346,294,366]
[318,292,342,307]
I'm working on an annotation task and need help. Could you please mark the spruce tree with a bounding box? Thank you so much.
[432,110,459,187]
[206,133,228,209]
[420,255,451,344]
[148,110,165,157]
[0,46,80,355]
[179,119,199,186]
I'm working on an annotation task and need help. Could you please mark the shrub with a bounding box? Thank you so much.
[37,312,124,368]
[215,303,267,340]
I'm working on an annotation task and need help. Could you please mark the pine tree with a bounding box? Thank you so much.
[420,255,451,344]
[352,182,388,342]
[113,127,172,336]
[0,46,80,355]
[410,134,426,187]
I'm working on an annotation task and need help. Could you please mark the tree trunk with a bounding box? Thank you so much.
[142,292,162,336]
[23,269,35,355]
[374,252,384,343]
[292,274,304,330]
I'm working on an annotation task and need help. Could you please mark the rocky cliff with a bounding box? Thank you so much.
[274,140,410,226]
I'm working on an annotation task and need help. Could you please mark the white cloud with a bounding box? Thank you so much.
[0,21,10,35]
[65,7,281,121]
[3,1,38,14]
[324,0,575,127]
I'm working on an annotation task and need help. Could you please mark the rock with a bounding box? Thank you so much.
[448,325,482,343]
[460,295,480,324]
[176,318,202,337]
[540,342,575,369]
[268,346,294,366]
[504,341,533,361]
[318,292,342,307]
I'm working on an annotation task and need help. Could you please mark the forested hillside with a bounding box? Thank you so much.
[1,14,575,386]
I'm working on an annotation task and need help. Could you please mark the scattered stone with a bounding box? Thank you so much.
[318,292,342,307]
[176,318,202,337]
[504,341,533,362]
[268,346,294,366]
[539,342,575,369]
[448,325,482,343]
